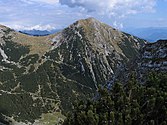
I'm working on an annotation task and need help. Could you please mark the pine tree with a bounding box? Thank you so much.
[63,72,167,125]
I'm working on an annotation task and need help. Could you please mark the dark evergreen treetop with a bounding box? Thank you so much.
[63,72,167,125]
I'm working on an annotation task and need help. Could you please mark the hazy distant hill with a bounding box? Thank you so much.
[19,29,61,36]
[125,27,167,42]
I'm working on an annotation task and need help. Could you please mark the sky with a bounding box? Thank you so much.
[0,0,167,31]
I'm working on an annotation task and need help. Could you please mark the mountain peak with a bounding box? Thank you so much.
[77,17,99,23]
[0,24,10,30]
[71,17,102,29]
[79,17,99,23]
[52,17,146,60]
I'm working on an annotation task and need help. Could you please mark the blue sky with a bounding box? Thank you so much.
[0,0,167,30]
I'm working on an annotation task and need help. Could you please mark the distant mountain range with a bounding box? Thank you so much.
[19,29,61,36]
[19,27,167,42]
[125,27,167,42]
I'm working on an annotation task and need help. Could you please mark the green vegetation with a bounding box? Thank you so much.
[37,112,66,125]
[2,38,30,62]
[20,54,39,66]
[0,92,43,122]
[63,72,167,125]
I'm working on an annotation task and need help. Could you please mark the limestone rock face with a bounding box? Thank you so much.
[140,40,167,71]
[0,18,146,124]
[119,40,167,83]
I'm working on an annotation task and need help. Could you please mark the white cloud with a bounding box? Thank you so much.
[21,0,59,4]
[59,0,156,17]
[113,21,123,29]
[1,0,165,31]
[11,24,56,31]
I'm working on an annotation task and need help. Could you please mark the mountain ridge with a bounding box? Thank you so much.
[1,18,164,125]
[125,27,167,42]
[18,29,61,36]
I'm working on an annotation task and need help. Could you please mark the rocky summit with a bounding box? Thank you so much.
[0,17,157,125]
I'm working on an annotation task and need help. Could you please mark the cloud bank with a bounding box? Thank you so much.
[59,0,156,17]
[1,0,166,31]
[11,24,56,31]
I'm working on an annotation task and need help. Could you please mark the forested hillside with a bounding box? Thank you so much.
[64,72,167,125]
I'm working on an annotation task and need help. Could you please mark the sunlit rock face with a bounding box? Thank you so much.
[120,40,167,84]
[0,18,146,124]
[140,40,167,71]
